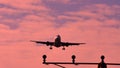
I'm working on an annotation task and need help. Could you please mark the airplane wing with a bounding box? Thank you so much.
[30,40,54,46]
[61,42,86,46]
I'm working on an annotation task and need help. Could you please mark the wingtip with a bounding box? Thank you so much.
[79,43,86,45]
[30,40,34,42]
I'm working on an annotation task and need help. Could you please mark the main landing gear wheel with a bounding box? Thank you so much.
[50,46,52,49]
[62,48,65,50]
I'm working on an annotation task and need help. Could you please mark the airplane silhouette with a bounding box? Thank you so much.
[31,35,86,50]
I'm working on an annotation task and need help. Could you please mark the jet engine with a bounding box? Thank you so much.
[46,41,50,46]
[65,42,69,47]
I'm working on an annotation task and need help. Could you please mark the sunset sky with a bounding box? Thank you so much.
[0,0,120,68]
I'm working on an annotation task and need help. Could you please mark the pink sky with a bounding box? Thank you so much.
[0,0,120,68]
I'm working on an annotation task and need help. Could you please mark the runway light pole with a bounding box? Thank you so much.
[42,55,47,64]
[72,55,76,64]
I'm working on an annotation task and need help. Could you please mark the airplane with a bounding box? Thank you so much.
[30,35,86,50]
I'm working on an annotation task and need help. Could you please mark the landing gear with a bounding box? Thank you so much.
[62,46,65,50]
[62,48,65,50]
[50,46,52,50]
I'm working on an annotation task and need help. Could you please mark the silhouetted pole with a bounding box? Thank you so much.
[72,55,76,64]
[98,55,107,68]
[42,55,47,63]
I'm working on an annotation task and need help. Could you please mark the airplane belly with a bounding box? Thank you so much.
[55,42,61,47]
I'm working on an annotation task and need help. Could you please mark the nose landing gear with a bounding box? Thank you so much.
[50,46,52,49]
[62,46,65,50]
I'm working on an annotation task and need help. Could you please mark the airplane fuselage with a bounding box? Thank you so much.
[54,35,61,47]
